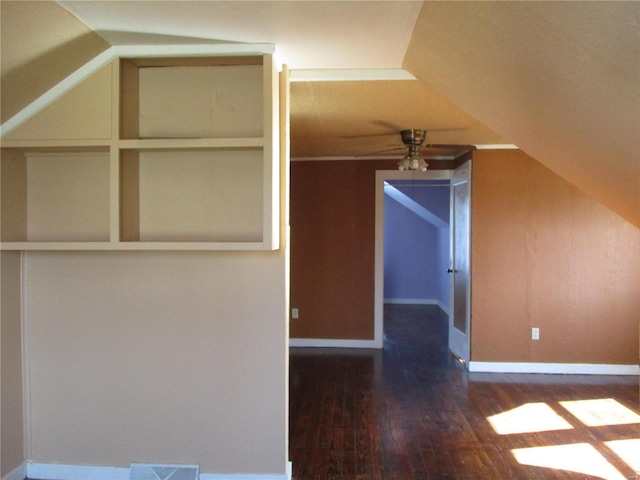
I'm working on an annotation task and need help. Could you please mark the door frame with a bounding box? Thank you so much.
[373,169,453,348]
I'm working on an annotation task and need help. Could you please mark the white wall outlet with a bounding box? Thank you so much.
[532,327,540,340]
[292,308,299,319]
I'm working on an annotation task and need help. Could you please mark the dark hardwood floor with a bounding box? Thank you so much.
[289,304,640,480]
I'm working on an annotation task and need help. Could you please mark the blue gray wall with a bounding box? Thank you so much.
[384,180,450,312]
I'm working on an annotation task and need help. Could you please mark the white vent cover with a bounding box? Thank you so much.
[130,463,199,480]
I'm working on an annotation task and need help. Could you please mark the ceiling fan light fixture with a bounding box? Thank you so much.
[398,145,428,171]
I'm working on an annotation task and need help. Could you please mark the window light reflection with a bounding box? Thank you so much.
[605,439,640,474]
[559,398,640,427]
[488,402,573,435]
[512,443,627,480]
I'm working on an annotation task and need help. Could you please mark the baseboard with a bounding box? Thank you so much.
[1,461,27,480]
[27,463,129,480]
[384,298,450,315]
[384,298,440,305]
[25,462,293,480]
[468,362,640,376]
[289,338,380,349]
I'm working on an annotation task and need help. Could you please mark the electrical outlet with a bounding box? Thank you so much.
[532,327,540,340]
[292,308,299,319]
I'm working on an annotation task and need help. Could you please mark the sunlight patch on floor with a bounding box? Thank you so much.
[512,443,627,480]
[559,398,640,427]
[604,438,640,474]
[488,402,573,435]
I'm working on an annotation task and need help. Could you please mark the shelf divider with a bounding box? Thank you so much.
[118,138,264,150]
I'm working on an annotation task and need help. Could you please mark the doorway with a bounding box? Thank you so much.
[374,165,471,364]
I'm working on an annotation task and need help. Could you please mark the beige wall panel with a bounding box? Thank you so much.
[24,250,288,475]
[1,252,25,477]
[4,64,112,142]
[0,0,110,123]
[26,153,110,242]
[138,150,263,242]
[139,65,263,139]
[471,150,640,364]
[1,149,27,241]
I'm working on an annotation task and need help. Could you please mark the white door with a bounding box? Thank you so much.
[449,160,471,365]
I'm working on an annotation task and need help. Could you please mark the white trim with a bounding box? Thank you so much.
[469,362,640,376]
[25,462,292,480]
[384,298,450,315]
[290,68,415,82]
[1,461,27,480]
[474,144,518,149]
[110,43,275,59]
[290,338,379,349]
[374,170,453,352]
[1,49,114,137]
[27,463,129,480]
[384,298,441,304]
[1,43,276,138]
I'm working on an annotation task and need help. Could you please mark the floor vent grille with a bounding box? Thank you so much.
[130,463,199,480]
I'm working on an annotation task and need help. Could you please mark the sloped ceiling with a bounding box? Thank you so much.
[1,1,638,227]
[404,1,639,227]
[291,80,506,159]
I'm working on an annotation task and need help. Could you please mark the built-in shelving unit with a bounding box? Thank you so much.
[1,52,279,251]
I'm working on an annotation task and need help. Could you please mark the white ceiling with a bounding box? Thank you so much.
[59,1,423,71]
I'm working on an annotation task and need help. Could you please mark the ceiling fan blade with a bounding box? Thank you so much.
[425,144,477,150]
[424,127,468,133]
[356,146,405,157]
[372,120,404,131]
[373,123,467,133]
[339,132,397,139]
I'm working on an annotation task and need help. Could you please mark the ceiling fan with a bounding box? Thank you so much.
[362,128,476,171]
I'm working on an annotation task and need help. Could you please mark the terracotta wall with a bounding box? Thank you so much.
[290,159,396,339]
[471,149,639,364]
[290,151,640,365]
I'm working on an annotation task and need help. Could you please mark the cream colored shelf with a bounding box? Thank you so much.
[0,241,272,251]
[119,137,264,150]
[0,242,114,251]
[0,53,279,252]
[0,139,111,148]
[1,150,111,244]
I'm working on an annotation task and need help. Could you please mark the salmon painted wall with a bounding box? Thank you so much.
[471,149,639,364]
[290,152,639,366]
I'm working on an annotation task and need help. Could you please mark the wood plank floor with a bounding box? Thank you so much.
[289,304,640,480]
